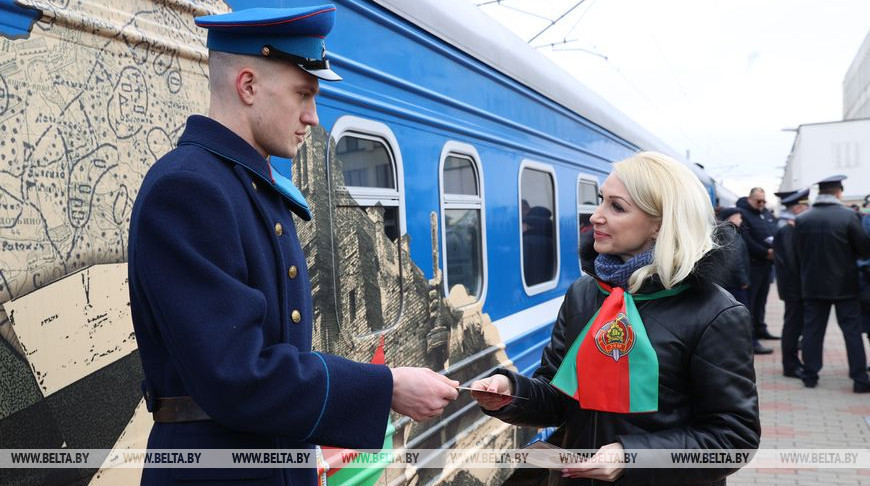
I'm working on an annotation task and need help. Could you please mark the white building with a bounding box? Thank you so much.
[779,119,870,203]
[844,29,870,120]
[780,28,870,205]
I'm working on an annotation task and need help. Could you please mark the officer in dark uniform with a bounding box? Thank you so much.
[861,197,870,353]
[715,207,772,354]
[773,188,809,378]
[128,6,459,485]
[794,175,870,392]
[738,187,780,340]
[773,190,797,228]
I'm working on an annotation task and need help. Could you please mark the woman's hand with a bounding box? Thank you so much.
[560,442,626,482]
[469,374,514,411]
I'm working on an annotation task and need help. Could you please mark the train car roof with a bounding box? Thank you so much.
[371,0,683,160]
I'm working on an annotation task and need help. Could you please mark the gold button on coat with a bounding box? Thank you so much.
[288,265,298,279]
[251,181,257,190]
[274,222,283,236]
[291,310,302,323]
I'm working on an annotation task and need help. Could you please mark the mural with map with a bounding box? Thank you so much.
[0,1,225,484]
[0,1,531,485]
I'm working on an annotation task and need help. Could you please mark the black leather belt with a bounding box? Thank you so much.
[152,396,212,423]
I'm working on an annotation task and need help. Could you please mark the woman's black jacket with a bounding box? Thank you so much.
[487,233,760,485]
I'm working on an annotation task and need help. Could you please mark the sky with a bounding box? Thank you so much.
[468,0,870,199]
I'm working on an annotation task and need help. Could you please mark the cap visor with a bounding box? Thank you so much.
[301,66,342,81]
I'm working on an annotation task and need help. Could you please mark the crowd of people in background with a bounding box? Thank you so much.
[715,175,870,393]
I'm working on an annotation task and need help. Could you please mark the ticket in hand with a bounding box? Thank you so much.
[456,386,528,400]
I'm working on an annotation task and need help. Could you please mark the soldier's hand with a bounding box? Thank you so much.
[390,367,459,421]
[470,374,513,411]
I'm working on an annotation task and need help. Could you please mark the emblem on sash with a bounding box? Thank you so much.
[594,313,635,361]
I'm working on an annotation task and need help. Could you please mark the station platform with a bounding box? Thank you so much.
[730,287,870,485]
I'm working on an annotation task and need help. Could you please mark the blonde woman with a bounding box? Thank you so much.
[472,152,759,484]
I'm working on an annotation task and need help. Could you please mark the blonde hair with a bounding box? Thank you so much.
[612,151,716,292]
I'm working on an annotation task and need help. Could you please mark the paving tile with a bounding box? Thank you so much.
[728,287,869,485]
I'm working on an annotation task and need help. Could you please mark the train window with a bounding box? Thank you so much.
[520,162,559,294]
[337,136,396,190]
[443,156,478,196]
[336,133,401,240]
[440,142,487,303]
[577,176,599,270]
[330,116,406,336]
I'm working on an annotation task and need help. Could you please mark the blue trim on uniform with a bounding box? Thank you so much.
[0,0,40,39]
[304,352,331,441]
[178,116,312,220]
[270,162,312,220]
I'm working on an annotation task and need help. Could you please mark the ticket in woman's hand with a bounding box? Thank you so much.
[456,386,528,400]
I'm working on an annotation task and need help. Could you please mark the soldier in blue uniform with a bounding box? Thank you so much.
[794,175,870,392]
[128,6,459,485]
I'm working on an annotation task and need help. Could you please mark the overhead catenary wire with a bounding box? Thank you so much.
[551,46,608,61]
[532,38,578,49]
[473,0,744,182]
[499,4,555,23]
[527,0,588,43]
[564,0,598,38]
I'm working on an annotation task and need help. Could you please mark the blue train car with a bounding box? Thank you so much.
[304,0,716,399]
[0,0,721,484]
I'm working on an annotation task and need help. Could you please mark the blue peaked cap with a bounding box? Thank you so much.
[781,188,809,207]
[195,5,341,81]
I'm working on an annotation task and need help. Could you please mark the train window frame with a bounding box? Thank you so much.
[576,174,599,273]
[330,116,407,233]
[438,141,488,307]
[328,115,407,337]
[518,160,560,295]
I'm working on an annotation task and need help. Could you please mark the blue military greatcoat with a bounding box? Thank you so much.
[129,115,393,485]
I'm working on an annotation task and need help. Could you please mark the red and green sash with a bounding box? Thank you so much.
[551,281,687,413]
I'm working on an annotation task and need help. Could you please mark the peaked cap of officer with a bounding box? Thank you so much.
[816,174,846,192]
[195,5,341,81]
[781,188,809,207]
